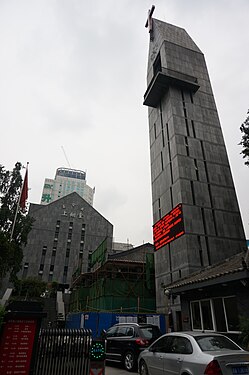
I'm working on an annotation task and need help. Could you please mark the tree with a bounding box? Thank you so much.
[240,110,249,166]
[0,305,5,330]
[15,277,47,299]
[0,162,33,283]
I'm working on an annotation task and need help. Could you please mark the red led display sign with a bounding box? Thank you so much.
[0,318,37,375]
[153,203,185,251]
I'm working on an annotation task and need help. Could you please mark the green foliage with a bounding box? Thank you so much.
[49,281,59,297]
[240,110,249,166]
[0,305,5,329]
[0,162,33,283]
[15,277,47,299]
[239,316,249,349]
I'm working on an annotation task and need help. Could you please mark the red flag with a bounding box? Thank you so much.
[20,168,28,211]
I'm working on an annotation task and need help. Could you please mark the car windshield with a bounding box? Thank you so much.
[140,326,161,340]
[195,335,241,352]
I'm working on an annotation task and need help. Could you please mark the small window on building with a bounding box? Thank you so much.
[191,301,202,330]
[201,300,213,330]
[22,263,29,278]
[191,296,238,333]
[213,298,226,332]
[224,296,239,331]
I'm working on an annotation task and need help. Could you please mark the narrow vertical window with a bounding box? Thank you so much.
[169,163,173,184]
[23,263,29,278]
[185,118,190,136]
[170,186,173,209]
[191,120,196,138]
[201,208,207,234]
[194,159,199,180]
[166,123,170,142]
[185,137,189,156]
[212,209,218,236]
[160,151,164,170]
[159,103,165,147]
[205,237,211,266]
[168,243,173,283]
[154,123,157,139]
[158,198,162,219]
[181,90,185,105]
[197,235,203,267]
[204,161,209,183]
[190,181,195,205]
[200,140,205,160]
[161,125,165,147]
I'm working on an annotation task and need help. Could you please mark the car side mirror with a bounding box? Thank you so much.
[101,329,107,339]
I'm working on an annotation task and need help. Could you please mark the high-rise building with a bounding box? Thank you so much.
[41,167,95,206]
[144,14,247,313]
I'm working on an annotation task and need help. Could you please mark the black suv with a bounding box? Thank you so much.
[104,323,162,371]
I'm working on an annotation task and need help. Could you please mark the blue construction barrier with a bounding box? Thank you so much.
[66,312,166,338]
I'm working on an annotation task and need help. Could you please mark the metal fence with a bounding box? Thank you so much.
[34,328,92,375]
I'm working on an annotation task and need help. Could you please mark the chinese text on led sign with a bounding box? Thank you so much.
[153,204,184,251]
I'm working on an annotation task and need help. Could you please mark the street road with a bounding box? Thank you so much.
[105,364,138,375]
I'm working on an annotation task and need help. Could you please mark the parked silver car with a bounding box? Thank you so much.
[138,331,249,375]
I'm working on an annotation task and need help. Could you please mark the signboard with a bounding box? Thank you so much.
[90,340,106,375]
[153,204,184,251]
[90,341,105,361]
[0,318,37,375]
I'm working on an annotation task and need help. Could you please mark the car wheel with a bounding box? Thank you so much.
[139,360,148,375]
[124,351,136,372]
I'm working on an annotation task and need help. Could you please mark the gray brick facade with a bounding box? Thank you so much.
[20,192,113,286]
[144,19,247,313]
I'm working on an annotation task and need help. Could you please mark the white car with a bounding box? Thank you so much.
[138,331,249,375]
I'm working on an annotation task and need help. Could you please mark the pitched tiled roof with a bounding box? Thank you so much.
[167,250,249,291]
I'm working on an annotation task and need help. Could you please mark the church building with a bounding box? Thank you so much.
[144,9,247,321]
[20,192,113,287]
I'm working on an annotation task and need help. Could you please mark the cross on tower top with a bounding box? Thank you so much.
[145,5,155,39]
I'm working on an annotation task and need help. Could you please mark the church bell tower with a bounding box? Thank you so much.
[144,8,247,313]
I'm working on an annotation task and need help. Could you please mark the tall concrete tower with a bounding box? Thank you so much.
[144,12,247,313]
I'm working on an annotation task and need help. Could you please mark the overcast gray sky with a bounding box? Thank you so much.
[0,0,248,246]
